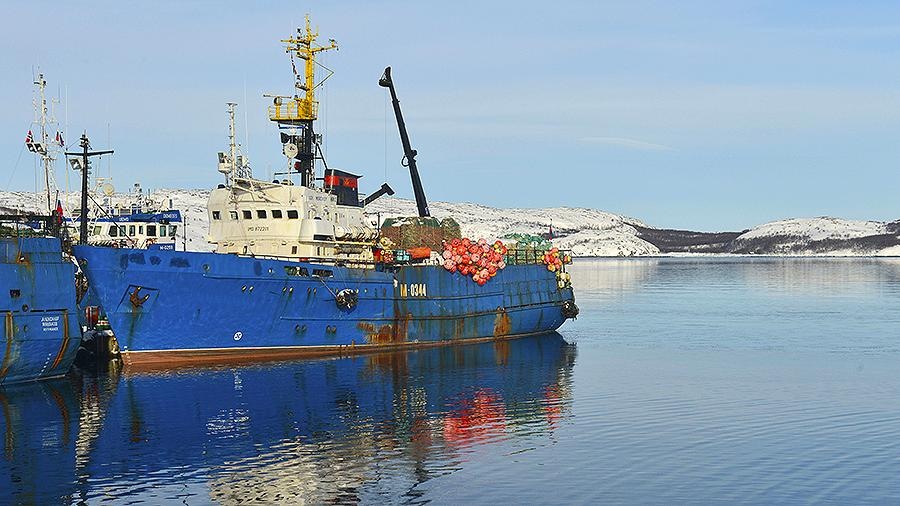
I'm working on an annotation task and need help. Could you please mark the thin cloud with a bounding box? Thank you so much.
[579,136,674,151]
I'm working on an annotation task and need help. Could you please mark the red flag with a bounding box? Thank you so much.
[55,200,64,224]
[55,131,64,147]
[25,130,33,144]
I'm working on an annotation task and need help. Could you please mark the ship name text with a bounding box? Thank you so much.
[399,283,427,298]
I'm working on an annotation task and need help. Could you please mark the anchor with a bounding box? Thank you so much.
[129,286,150,308]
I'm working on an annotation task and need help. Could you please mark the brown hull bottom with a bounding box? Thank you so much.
[121,330,554,374]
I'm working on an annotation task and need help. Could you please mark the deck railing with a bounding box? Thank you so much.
[267,101,318,122]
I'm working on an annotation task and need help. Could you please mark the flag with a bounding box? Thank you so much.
[25,130,33,144]
[55,199,64,224]
[55,131,64,147]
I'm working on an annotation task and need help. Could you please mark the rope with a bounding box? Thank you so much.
[317,276,337,298]
[4,143,26,192]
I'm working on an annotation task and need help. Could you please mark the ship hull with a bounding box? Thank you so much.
[74,245,575,367]
[1,237,80,384]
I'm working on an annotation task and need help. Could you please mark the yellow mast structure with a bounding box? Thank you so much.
[269,15,338,123]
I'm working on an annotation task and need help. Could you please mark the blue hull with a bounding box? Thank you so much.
[74,245,575,366]
[1,237,80,384]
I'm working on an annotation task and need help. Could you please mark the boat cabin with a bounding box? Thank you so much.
[207,177,377,262]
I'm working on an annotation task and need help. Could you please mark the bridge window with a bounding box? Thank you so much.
[212,211,221,220]
[284,266,309,276]
[92,225,102,235]
[159,225,167,237]
[257,210,267,219]
[312,269,333,278]
[169,226,177,237]
[147,225,157,237]
[242,210,252,219]
[128,225,136,236]
[272,210,283,219]
[229,211,238,220]
[287,210,299,219]
[109,226,118,237]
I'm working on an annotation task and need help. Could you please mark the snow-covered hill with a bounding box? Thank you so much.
[2,189,897,256]
[728,217,900,256]
[364,198,659,257]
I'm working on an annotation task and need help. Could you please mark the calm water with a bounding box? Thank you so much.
[3,257,900,504]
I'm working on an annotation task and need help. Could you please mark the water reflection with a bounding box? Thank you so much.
[1,334,575,504]
[568,258,660,299]
[735,257,900,296]
[571,257,900,300]
[0,377,80,504]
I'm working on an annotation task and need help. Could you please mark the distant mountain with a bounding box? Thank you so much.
[366,198,900,256]
[724,217,900,256]
[634,217,900,256]
[2,190,897,256]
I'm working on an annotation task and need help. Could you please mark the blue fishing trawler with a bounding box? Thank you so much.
[0,74,81,384]
[0,229,80,384]
[74,19,577,368]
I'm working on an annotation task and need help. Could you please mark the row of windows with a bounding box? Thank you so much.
[283,265,333,277]
[94,224,177,238]
[212,209,299,221]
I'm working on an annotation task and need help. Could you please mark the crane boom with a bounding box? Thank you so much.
[379,67,430,218]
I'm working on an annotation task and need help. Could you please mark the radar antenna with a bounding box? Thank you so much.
[267,15,338,187]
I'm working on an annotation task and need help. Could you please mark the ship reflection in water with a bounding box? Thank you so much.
[1,334,575,503]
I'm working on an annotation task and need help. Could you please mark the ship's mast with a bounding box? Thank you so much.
[31,73,60,213]
[228,102,237,179]
[268,15,337,187]
[217,103,251,186]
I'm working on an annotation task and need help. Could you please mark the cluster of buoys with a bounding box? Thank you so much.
[542,247,574,288]
[542,247,564,271]
[442,238,508,285]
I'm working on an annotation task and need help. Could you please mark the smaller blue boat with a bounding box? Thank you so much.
[0,233,80,384]
[0,73,81,384]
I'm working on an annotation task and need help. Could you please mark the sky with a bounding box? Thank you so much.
[2,1,899,231]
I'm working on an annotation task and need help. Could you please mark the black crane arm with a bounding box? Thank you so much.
[379,67,430,217]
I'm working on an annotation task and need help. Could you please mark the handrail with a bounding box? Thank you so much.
[0,214,61,239]
[268,101,318,122]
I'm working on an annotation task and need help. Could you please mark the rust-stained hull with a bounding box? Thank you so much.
[74,245,576,368]
[120,330,553,372]
[0,238,81,384]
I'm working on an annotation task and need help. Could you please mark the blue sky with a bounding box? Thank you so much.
[2,1,899,230]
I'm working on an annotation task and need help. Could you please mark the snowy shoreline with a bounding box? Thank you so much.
[3,189,897,257]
